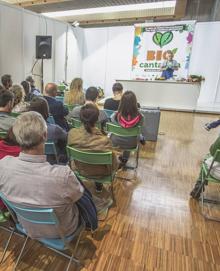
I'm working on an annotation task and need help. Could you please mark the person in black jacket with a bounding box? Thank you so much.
[104,82,123,111]
[44,83,69,131]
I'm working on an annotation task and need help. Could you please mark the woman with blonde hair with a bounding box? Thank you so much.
[64,78,85,105]
[10,84,29,113]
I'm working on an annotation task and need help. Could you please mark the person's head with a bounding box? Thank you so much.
[28,96,49,120]
[70,78,83,93]
[1,74,12,90]
[80,103,99,134]
[12,111,47,152]
[26,76,35,87]
[4,127,19,146]
[118,91,138,119]
[21,81,31,100]
[112,83,123,96]
[45,83,58,97]
[0,89,14,113]
[10,85,25,107]
[85,87,99,103]
[166,50,174,61]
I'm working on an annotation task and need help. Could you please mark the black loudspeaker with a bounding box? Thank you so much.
[36,36,52,59]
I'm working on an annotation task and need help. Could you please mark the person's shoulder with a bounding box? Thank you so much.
[0,155,17,166]
[46,164,73,180]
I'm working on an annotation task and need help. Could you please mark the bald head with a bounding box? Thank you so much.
[45,83,57,97]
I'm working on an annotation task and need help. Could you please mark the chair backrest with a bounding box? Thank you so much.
[58,85,66,92]
[0,131,7,139]
[0,192,58,225]
[10,112,20,118]
[45,141,58,157]
[69,118,101,130]
[47,115,56,124]
[55,96,64,103]
[69,118,82,128]
[106,122,141,137]
[67,145,112,165]
[64,104,78,112]
[104,109,115,118]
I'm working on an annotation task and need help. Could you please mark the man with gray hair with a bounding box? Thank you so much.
[0,111,97,238]
[44,83,69,131]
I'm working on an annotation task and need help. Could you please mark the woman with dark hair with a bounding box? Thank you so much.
[21,81,31,102]
[110,90,143,165]
[68,103,118,193]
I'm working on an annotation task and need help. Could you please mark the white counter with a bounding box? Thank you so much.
[116,80,201,111]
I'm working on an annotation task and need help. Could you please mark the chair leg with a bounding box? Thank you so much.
[65,230,83,271]
[0,229,14,264]
[13,236,29,271]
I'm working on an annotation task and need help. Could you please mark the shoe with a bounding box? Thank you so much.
[190,181,204,200]
[95,183,103,193]
[118,156,128,170]
[92,196,113,214]
[204,123,211,131]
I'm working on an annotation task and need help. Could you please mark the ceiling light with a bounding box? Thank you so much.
[42,1,176,18]
[72,21,79,27]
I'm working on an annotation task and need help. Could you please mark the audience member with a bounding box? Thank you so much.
[110,91,143,165]
[0,111,97,238]
[26,76,41,96]
[104,83,123,111]
[64,78,85,106]
[68,103,118,193]
[0,89,16,131]
[28,97,67,162]
[68,87,108,127]
[10,84,29,113]
[0,127,21,159]
[190,135,220,199]
[1,74,12,90]
[44,83,69,131]
[0,128,21,210]
[21,80,32,102]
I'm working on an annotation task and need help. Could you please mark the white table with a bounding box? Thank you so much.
[115,79,201,111]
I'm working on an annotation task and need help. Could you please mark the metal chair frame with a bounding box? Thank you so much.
[0,192,85,271]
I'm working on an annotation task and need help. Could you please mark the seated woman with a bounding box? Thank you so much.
[110,91,143,164]
[10,84,29,113]
[0,128,21,211]
[190,135,220,199]
[64,78,85,106]
[28,96,67,163]
[0,112,97,236]
[68,103,118,192]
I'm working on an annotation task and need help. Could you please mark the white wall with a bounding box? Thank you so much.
[82,23,220,110]
[0,1,83,90]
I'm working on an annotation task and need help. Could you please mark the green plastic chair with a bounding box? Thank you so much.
[69,118,101,130]
[58,85,66,92]
[200,150,220,222]
[64,104,79,112]
[106,122,141,170]
[66,146,116,202]
[0,131,7,139]
[9,112,20,118]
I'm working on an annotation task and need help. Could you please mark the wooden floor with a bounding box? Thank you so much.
[1,111,220,271]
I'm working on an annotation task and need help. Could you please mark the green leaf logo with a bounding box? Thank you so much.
[172,48,178,55]
[153,31,174,48]
[153,32,162,46]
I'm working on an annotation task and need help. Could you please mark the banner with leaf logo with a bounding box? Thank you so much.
[131,21,195,80]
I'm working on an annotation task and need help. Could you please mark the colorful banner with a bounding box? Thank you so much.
[131,21,196,80]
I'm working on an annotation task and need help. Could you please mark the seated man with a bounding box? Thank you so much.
[1,74,13,90]
[26,76,41,97]
[0,111,97,238]
[0,89,16,131]
[28,96,67,163]
[68,87,108,127]
[190,135,220,199]
[104,82,123,111]
[44,83,69,131]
